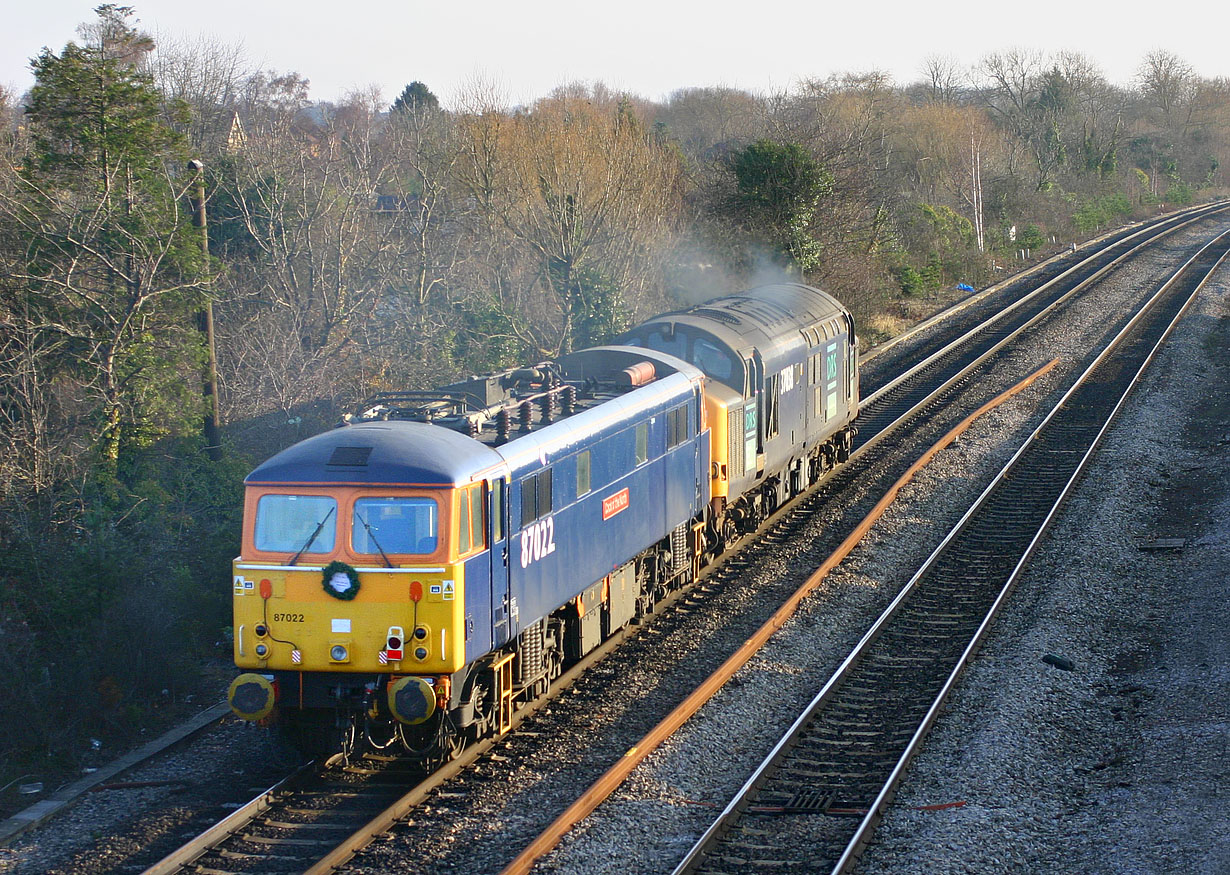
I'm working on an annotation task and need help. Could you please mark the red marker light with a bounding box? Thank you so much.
[409,580,423,602]
[259,579,272,599]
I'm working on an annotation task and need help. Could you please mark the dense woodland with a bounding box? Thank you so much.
[1,5,1228,784]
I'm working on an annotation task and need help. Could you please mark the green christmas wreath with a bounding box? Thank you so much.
[322,560,360,601]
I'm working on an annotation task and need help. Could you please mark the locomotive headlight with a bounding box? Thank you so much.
[413,626,428,640]
[414,647,428,660]
[254,643,269,658]
[330,644,350,662]
[254,624,268,637]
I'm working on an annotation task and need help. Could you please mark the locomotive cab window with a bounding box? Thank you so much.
[254,494,337,554]
[692,337,735,383]
[635,422,649,465]
[352,496,439,556]
[456,483,485,555]
[645,327,686,361]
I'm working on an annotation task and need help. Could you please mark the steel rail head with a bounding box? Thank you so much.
[141,758,317,875]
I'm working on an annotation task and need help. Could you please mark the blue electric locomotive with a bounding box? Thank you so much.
[228,346,709,757]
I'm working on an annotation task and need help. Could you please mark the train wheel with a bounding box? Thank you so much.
[337,716,358,764]
[436,718,463,766]
[763,484,779,518]
[722,514,738,549]
[465,683,492,742]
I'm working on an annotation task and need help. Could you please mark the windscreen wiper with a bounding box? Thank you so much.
[354,511,394,568]
[288,507,335,566]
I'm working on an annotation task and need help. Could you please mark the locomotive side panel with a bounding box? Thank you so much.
[502,375,701,634]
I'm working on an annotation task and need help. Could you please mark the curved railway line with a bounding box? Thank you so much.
[3,204,1225,875]
[669,224,1230,875]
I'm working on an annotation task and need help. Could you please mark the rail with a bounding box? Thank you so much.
[673,227,1230,875]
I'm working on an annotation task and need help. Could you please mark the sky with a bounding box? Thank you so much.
[3,1,1228,106]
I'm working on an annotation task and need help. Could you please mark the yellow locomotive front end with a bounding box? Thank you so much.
[228,483,474,738]
[225,417,509,759]
[232,486,466,675]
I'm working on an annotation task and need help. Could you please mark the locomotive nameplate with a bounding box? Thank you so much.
[602,488,630,520]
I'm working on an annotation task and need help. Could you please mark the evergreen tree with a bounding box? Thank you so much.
[728,139,832,274]
[391,81,440,115]
[10,4,206,471]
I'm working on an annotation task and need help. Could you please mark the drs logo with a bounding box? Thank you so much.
[520,516,557,569]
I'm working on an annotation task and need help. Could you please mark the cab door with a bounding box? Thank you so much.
[489,476,512,648]
[750,351,765,474]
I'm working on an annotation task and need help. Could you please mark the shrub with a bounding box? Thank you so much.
[1165,180,1193,205]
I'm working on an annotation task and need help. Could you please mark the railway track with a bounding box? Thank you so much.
[141,759,421,875]
[141,604,667,875]
[857,201,1227,387]
[854,200,1228,445]
[670,226,1230,875]
[134,204,1228,875]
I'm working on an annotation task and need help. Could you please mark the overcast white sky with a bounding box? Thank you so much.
[4,1,1227,106]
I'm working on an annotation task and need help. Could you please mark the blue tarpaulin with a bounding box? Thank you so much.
[956,283,975,292]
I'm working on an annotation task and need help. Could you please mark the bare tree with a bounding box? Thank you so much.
[765,73,904,294]
[1136,50,1194,126]
[893,101,1000,251]
[151,31,251,153]
[655,86,766,163]
[979,49,1069,190]
[921,55,965,105]
[1053,51,1125,177]
[455,87,683,355]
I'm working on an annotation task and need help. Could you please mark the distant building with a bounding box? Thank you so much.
[374,194,414,213]
[225,111,247,153]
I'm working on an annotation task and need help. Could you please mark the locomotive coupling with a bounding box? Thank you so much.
[388,675,437,724]
[228,673,276,721]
